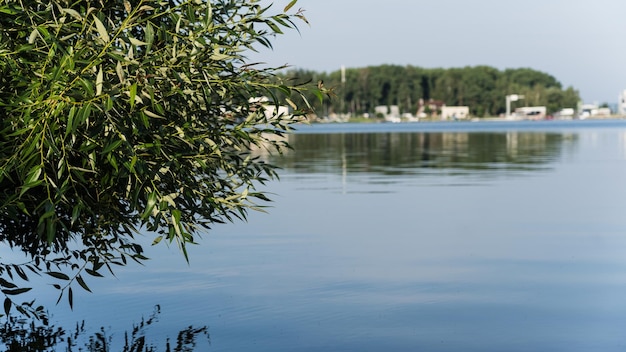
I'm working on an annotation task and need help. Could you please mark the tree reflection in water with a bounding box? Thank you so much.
[273,131,571,176]
[0,305,208,351]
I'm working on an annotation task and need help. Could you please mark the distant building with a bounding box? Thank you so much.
[417,98,445,117]
[597,108,612,117]
[514,106,546,120]
[578,104,598,119]
[389,105,400,118]
[441,106,470,120]
[374,105,389,117]
[374,105,401,122]
[555,108,575,119]
[619,90,626,115]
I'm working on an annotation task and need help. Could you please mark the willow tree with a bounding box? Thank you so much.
[0,0,321,315]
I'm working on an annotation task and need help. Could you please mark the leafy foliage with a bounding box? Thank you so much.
[281,65,580,117]
[0,0,324,308]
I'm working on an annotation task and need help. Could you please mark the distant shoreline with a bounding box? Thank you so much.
[291,117,626,135]
[330,115,626,124]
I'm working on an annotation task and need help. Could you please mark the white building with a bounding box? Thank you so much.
[441,106,469,120]
[578,104,598,119]
[374,105,389,116]
[619,90,626,116]
[555,108,575,119]
[375,105,401,122]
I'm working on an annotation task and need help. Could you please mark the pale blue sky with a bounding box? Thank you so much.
[253,0,626,104]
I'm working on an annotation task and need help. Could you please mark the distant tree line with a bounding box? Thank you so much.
[279,65,580,118]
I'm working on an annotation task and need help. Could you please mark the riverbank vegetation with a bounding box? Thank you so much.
[280,65,580,118]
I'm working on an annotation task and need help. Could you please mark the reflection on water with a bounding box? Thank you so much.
[0,306,208,352]
[266,131,579,193]
[6,120,626,352]
[277,132,573,175]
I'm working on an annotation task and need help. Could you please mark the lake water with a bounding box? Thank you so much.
[14,119,626,351]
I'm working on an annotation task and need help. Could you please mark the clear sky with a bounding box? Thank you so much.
[252,0,626,105]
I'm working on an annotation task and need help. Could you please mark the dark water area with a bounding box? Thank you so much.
[6,119,626,351]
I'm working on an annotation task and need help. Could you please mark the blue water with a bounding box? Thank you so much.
[12,119,626,351]
[291,118,626,134]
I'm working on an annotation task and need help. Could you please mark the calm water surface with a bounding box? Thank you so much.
[24,120,626,351]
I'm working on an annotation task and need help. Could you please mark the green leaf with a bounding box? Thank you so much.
[20,165,43,197]
[92,15,110,43]
[61,8,82,21]
[96,66,103,96]
[28,28,38,44]
[13,266,28,281]
[85,269,104,277]
[2,288,32,295]
[65,106,76,137]
[0,278,17,289]
[15,305,28,317]
[284,0,297,12]
[76,275,92,293]
[143,109,164,119]
[71,204,81,226]
[129,83,137,109]
[144,22,154,54]
[0,6,18,14]
[116,61,125,83]
[68,287,73,309]
[267,20,283,34]
[141,191,158,219]
[171,209,182,237]
[25,165,42,185]
[46,271,70,280]
[103,139,123,154]
[3,298,10,316]
[129,37,148,46]
[312,89,324,105]
[76,103,92,127]
[79,78,95,97]
[107,153,119,171]
[46,216,57,243]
